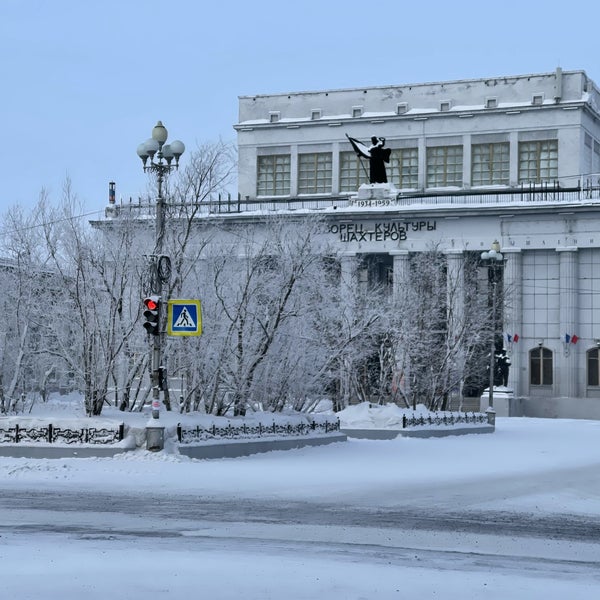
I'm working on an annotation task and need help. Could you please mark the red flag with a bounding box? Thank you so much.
[571,334,579,344]
[513,333,519,343]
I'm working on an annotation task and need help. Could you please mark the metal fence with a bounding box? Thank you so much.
[177,419,340,444]
[402,412,488,428]
[0,423,125,445]
[104,183,600,219]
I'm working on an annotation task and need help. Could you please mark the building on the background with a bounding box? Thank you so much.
[101,69,600,419]
[235,68,598,199]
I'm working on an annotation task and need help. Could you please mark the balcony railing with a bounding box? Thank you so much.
[104,181,600,220]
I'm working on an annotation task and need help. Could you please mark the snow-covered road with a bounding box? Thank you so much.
[1,417,599,598]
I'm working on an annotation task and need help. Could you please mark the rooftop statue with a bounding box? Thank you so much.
[346,134,392,184]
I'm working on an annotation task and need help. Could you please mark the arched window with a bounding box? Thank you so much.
[530,346,553,385]
[587,348,600,386]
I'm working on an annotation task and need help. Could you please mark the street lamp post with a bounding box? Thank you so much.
[137,121,185,419]
[481,240,504,421]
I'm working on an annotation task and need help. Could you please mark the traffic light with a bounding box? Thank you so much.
[142,295,161,336]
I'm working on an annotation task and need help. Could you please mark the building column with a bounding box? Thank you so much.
[390,250,411,402]
[331,141,340,194]
[340,252,357,308]
[445,250,465,405]
[445,250,465,339]
[557,247,579,398]
[339,252,357,405]
[502,248,523,395]
[418,137,427,191]
[390,250,410,301]
[462,134,472,188]
[509,131,519,187]
[290,145,298,196]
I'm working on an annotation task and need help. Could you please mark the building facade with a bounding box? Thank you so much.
[235,68,600,200]
[104,69,600,418]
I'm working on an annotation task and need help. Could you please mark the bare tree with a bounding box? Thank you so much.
[385,248,490,411]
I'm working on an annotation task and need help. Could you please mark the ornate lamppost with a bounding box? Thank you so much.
[481,240,504,421]
[137,121,185,420]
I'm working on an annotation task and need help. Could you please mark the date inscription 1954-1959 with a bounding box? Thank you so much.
[328,220,437,243]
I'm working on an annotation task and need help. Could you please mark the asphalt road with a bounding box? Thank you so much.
[1,486,599,584]
[1,487,599,542]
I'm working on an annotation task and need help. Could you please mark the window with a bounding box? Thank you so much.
[257,154,291,196]
[440,100,452,112]
[530,347,553,385]
[352,106,363,118]
[339,151,368,192]
[298,152,332,194]
[472,143,510,186]
[311,109,321,120]
[269,111,280,123]
[518,140,558,183]
[397,102,409,114]
[389,148,418,189]
[485,97,498,109]
[587,348,600,386]
[532,93,544,106]
[426,145,463,187]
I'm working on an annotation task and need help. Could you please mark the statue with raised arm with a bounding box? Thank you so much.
[346,134,391,184]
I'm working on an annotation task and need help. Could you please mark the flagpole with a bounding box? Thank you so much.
[358,157,369,181]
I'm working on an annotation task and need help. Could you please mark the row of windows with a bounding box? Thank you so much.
[256,140,559,196]
[530,346,600,387]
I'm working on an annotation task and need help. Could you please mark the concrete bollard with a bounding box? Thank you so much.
[485,407,496,427]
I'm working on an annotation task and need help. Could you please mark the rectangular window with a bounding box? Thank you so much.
[426,145,463,188]
[472,143,510,186]
[518,140,558,183]
[298,152,332,194]
[339,151,368,192]
[389,148,418,189]
[257,154,291,196]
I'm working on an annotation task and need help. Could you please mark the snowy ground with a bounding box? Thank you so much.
[1,398,599,599]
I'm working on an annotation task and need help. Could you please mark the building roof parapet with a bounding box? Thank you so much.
[98,183,600,223]
[236,69,597,129]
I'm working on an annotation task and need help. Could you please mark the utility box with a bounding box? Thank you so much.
[146,425,165,452]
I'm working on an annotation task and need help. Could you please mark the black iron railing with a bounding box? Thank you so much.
[402,412,488,428]
[0,423,125,445]
[177,419,340,444]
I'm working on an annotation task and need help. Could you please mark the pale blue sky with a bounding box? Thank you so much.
[2,0,599,216]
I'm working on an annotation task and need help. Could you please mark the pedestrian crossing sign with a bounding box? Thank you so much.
[167,299,202,337]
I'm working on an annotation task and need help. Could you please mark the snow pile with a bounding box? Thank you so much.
[337,402,484,430]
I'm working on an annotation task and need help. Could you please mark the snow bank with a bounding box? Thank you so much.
[337,402,479,430]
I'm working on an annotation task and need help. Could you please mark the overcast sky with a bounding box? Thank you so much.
[2,0,599,217]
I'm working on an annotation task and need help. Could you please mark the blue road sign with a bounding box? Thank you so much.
[167,299,202,336]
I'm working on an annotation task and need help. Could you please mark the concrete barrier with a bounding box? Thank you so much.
[179,434,347,459]
[342,425,494,440]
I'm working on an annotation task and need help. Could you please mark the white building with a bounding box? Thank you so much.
[235,68,600,199]
[104,69,600,419]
